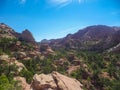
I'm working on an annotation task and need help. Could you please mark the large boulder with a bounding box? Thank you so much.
[31,71,83,90]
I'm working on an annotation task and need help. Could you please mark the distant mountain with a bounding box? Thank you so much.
[41,25,120,52]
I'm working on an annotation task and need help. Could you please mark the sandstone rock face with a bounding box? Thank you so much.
[31,72,83,90]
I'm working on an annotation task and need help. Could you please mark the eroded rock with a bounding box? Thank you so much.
[31,71,83,90]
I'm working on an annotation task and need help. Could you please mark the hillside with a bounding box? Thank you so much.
[0,23,120,90]
[42,25,120,52]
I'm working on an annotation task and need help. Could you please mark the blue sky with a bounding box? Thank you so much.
[0,0,120,41]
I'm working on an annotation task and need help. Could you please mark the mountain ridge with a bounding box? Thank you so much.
[40,25,120,52]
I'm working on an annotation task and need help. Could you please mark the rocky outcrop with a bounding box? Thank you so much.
[0,23,16,38]
[31,71,83,90]
[20,29,35,44]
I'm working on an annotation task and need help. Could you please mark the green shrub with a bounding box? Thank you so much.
[19,69,33,84]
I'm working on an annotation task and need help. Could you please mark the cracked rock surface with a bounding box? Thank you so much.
[31,71,83,90]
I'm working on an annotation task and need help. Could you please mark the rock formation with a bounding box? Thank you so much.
[20,29,36,44]
[31,71,83,90]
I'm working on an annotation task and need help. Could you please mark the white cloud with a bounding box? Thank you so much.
[20,0,26,4]
[49,0,83,8]
[50,0,71,4]
[50,0,83,4]
[78,0,82,3]
[49,0,72,8]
